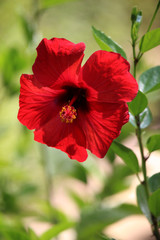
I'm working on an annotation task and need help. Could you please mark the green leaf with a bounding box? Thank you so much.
[128,91,148,116]
[111,141,139,173]
[39,202,68,223]
[139,66,160,93]
[148,173,160,193]
[1,229,29,240]
[69,190,88,209]
[148,189,160,217]
[28,229,39,240]
[129,107,152,129]
[77,204,140,239]
[98,164,133,199]
[19,14,35,44]
[131,7,142,42]
[40,0,76,9]
[69,162,87,183]
[40,222,75,240]
[136,184,152,222]
[96,235,116,240]
[92,26,127,59]
[146,134,160,153]
[140,28,160,53]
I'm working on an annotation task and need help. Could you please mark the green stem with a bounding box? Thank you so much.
[132,42,137,79]
[135,96,160,240]
[147,1,160,33]
[137,1,160,61]
[135,116,149,198]
[131,6,160,235]
[41,146,53,204]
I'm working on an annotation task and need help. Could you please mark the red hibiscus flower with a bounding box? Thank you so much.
[18,38,138,162]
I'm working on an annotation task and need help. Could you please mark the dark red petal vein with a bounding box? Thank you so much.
[32,38,85,88]
[18,74,64,130]
[34,116,87,162]
[79,102,129,158]
[80,50,138,103]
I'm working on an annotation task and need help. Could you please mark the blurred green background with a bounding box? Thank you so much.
[0,0,160,239]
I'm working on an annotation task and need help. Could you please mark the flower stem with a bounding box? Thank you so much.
[135,116,149,197]
[131,3,160,236]
[147,1,160,33]
[137,1,160,61]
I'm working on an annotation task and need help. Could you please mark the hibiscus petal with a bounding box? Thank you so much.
[32,38,85,88]
[34,115,87,162]
[18,74,64,130]
[80,50,138,103]
[79,101,129,158]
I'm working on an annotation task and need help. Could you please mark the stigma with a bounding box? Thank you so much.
[59,105,77,123]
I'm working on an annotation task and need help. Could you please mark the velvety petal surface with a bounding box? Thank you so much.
[80,50,138,103]
[32,38,85,88]
[18,74,64,130]
[34,115,87,162]
[79,101,129,158]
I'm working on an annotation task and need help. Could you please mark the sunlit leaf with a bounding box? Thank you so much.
[97,165,133,199]
[92,26,127,59]
[129,107,152,129]
[40,222,75,240]
[128,91,148,116]
[148,173,160,193]
[39,202,68,223]
[40,0,76,9]
[140,28,160,53]
[69,190,88,209]
[1,228,29,240]
[148,189,160,217]
[146,134,160,153]
[139,66,160,93]
[111,141,139,173]
[1,47,27,95]
[136,184,152,222]
[28,228,39,240]
[77,204,140,239]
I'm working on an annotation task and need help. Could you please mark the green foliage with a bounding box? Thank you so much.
[128,91,148,116]
[28,229,39,240]
[92,26,127,59]
[76,204,140,240]
[136,184,152,223]
[1,47,28,95]
[97,164,133,199]
[139,66,160,93]
[129,107,152,129]
[1,0,160,239]
[40,222,75,240]
[69,162,88,183]
[131,7,142,42]
[69,190,89,209]
[19,14,35,44]
[148,189,160,217]
[140,28,160,53]
[146,134,160,153]
[111,141,139,173]
[40,0,77,9]
[39,202,69,224]
[149,173,160,193]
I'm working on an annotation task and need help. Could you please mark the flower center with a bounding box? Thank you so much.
[59,105,77,123]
